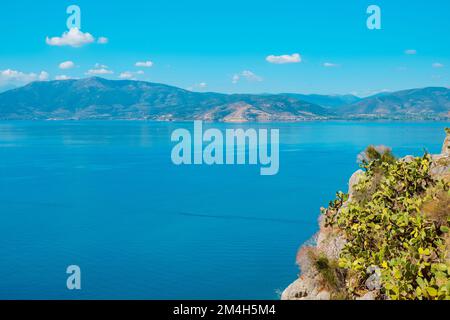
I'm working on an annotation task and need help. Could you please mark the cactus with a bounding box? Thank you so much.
[323,150,450,300]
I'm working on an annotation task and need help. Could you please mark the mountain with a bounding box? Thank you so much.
[0,77,329,121]
[281,93,361,108]
[0,78,448,120]
[340,87,450,119]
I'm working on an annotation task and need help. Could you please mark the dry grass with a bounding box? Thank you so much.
[297,246,348,298]
[422,189,450,227]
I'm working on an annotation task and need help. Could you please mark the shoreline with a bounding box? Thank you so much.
[0,118,449,123]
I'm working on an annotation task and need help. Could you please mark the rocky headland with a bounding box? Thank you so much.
[282,128,450,300]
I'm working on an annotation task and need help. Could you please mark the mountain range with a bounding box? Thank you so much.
[0,77,448,121]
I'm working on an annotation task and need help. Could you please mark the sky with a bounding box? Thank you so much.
[0,0,449,96]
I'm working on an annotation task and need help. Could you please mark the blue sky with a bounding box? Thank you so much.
[0,0,449,95]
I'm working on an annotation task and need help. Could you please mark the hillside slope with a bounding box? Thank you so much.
[0,77,328,121]
[340,87,450,119]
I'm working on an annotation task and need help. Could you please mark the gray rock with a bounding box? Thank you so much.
[365,265,382,291]
[281,277,318,300]
[317,232,346,261]
[348,169,364,201]
[281,276,332,300]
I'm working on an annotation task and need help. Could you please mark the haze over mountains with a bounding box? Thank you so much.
[0,77,448,121]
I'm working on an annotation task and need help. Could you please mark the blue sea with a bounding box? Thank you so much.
[0,121,447,299]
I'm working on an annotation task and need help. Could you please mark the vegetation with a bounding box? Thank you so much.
[322,146,450,300]
[313,253,348,299]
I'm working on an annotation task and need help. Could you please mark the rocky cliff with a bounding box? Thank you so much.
[282,128,450,300]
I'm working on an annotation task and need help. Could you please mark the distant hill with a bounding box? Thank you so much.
[0,78,448,121]
[0,77,329,121]
[339,87,450,119]
[281,93,361,108]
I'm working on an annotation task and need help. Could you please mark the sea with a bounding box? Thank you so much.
[0,120,447,299]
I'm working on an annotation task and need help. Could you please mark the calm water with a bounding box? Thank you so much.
[0,121,448,299]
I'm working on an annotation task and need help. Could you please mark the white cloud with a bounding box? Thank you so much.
[97,37,109,44]
[39,71,49,81]
[432,62,444,68]
[323,62,339,67]
[232,70,263,84]
[118,70,146,80]
[59,61,75,70]
[405,49,417,55]
[0,69,49,87]
[119,71,134,79]
[46,28,95,47]
[85,63,114,76]
[135,61,153,67]
[266,53,301,64]
[86,68,113,75]
[55,75,71,80]
[86,64,113,75]
[242,70,262,81]
[1,69,36,83]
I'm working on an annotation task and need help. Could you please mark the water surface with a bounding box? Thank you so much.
[0,121,447,299]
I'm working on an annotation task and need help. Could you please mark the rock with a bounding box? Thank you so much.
[316,290,331,300]
[430,152,450,183]
[317,232,346,261]
[281,277,319,300]
[281,276,332,300]
[348,169,364,201]
[281,279,305,300]
[430,159,449,176]
[365,266,382,291]
[356,291,378,300]
[441,128,450,155]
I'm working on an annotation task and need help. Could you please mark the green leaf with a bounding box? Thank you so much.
[416,277,425,289]
[426,287,437,297]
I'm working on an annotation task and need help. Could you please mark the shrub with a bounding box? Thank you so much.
[324,152,450,300]
[313,254,343,291]
[357,145,396,168]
